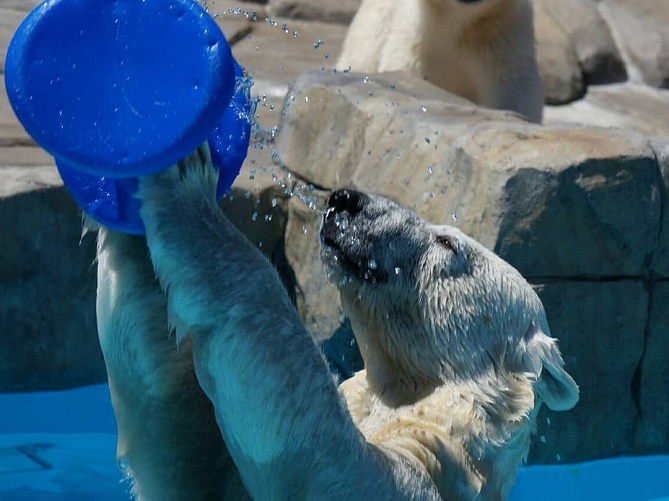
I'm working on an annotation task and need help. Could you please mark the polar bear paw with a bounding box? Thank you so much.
[139,142,219,212]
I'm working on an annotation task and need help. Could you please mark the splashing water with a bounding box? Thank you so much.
[203,7,455,233]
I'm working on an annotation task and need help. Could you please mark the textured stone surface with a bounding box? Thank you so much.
[0,168,103,393]
[0,6,28,74]
[284,190,342,341]
[268,0,360,24]
[633,282,669,453]
[210,2,257,44]
[219,183,296,299]
[0,0,42,12]
[651,138,669,278]
[529,280,647,463]
[535,0,626,88]
[544,83,669,138]
[599,0,669,88]
[493,133,660,279]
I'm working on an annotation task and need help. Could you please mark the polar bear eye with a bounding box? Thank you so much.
[436,235,457,253]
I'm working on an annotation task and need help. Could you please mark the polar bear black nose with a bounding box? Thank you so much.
[328,189,365,216]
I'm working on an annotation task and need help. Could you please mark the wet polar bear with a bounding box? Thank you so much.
[337,0,545,123]
[95,144,578,500]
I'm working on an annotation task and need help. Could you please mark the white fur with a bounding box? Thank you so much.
[96,143,577,500]
[337,0,545,123]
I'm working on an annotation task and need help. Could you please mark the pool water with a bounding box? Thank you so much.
[1,384,668,500]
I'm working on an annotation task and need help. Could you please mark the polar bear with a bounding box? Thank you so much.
[95,144,577,500]
[337,0,545,123]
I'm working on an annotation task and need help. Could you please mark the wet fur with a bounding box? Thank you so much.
[95,144,577,499]
[337,0,545,122]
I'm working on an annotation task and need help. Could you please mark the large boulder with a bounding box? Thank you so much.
[0,167,103,392]
[651,138,669,277]
[533,0,585,104]
[599,0,669,88]
[544,83,669,138]
[533,0,626,104]
[634,282,669,454]
[275,70,668,463]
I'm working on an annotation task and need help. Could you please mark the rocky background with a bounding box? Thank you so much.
[1,0,668,464]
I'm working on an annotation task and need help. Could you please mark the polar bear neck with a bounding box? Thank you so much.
[341,293,443,407]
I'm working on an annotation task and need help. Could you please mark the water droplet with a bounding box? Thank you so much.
[421,105,427,112]
[427,165,433,175]
[304,96,309,103]
[368,259,378,270]
[251,212,258,221]
[451,212,457,222]
[540,435,546,443]
[334,213,349,230]
[302,225,308,234]
[424,137,431,144]
[117,456,132,480]
[394,267,402,275]
[313,39,325,49]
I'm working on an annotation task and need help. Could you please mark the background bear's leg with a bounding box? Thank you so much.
[95,227,249,500]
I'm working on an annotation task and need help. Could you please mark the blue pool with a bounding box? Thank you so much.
[1,384,668,500]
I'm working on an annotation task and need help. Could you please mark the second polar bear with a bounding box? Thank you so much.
[337,0,545,123]
[96,144,577,499]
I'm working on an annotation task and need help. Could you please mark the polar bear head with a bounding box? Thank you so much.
[320,189,578,411]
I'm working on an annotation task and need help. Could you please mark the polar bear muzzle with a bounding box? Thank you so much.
[320,189,391,283]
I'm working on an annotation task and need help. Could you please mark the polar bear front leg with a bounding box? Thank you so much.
[95,228,245,500]
[137,144,426,500]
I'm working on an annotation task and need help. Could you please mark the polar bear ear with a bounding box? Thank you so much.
[539,358,579,411]
[523,324,579,411]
